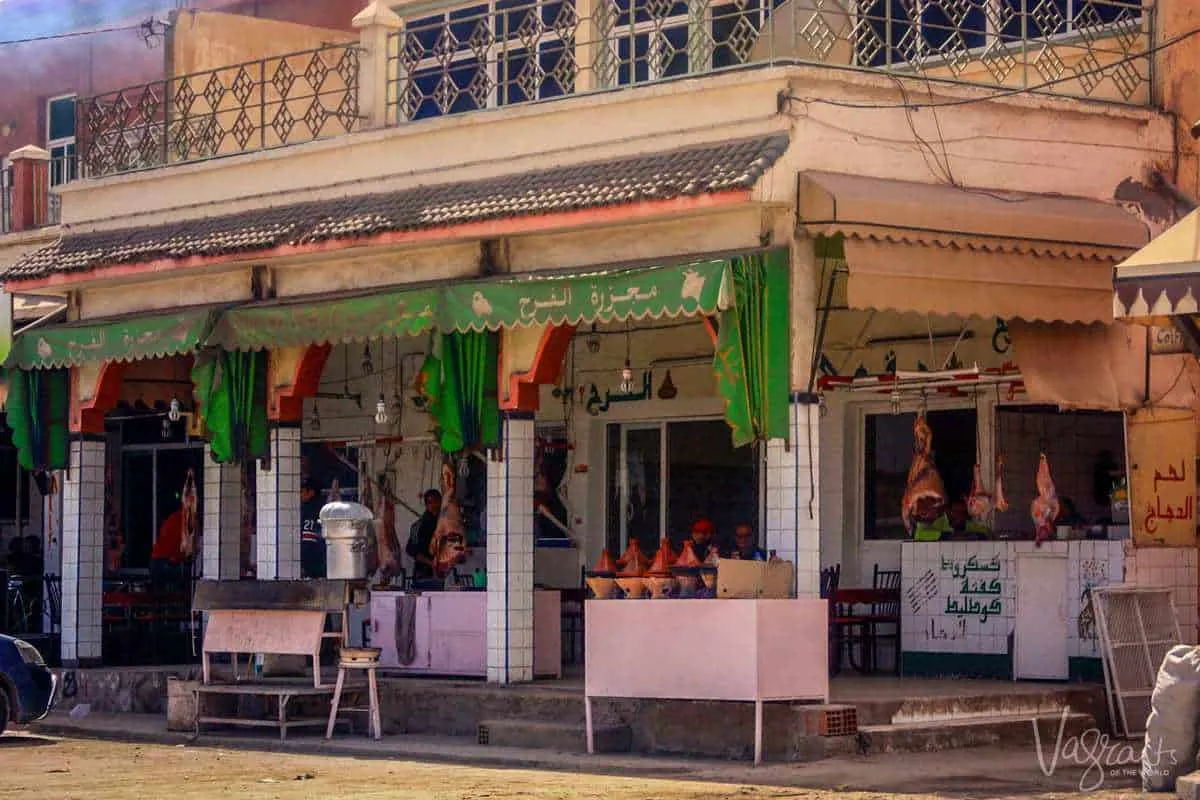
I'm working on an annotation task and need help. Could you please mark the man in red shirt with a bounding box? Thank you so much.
[151,504,189,584]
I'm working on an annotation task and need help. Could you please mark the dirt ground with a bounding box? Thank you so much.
[0,733,1146,800]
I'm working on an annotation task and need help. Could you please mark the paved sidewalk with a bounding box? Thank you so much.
[30,709,1142,796]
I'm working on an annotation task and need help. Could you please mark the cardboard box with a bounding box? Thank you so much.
[716,560,795,599]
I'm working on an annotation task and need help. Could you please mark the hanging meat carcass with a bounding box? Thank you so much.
[967,464,992,521]
[902,413,947,533]
[431,463,469,579]
[1031,453,1060,547]
[179,469,198,559]
[993,455,1010,513]
[373,473,402,581]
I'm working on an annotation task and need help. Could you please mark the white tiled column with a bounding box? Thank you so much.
[486,414,536,684]
[61,437,105,666]
[256,426,301,580]
[202,446,243,580]
[766,396,821,598]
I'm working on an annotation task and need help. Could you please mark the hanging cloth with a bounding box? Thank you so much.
[417,331,500,454]
[713,250,791,447]
[191,349,269,464]
[6,367,69,471]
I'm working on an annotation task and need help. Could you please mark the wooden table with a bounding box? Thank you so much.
[830,588,900,674]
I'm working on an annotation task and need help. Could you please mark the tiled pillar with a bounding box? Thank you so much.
[256,426,301,580]
[486,414,535,684]
[765,395,821,598]
[202,446,243,580]
[61,437,105,666]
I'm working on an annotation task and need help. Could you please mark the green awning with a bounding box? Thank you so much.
[440,259,734,332]
[206,287,438,351]
[6,309,217,369]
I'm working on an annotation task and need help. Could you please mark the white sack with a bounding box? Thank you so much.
[1143,645,1200,791]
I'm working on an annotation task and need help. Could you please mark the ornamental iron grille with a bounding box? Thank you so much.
[78,43,362,178]
[386,0,1149,123]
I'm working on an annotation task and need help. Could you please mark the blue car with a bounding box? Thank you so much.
[0,635,56,735]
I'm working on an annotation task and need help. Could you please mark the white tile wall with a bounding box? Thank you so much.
[901,540,1128,659]
[256,427,301,580]
[486,416,535,683]
[61,439,106,664]
[202,446,243,580]
[766,400,821,597]
[1124,546,1199,644]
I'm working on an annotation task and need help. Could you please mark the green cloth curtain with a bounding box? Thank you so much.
[6,368,69,471]
[192,349,269,464]
[714,250,791,447]
[418,331,499,454]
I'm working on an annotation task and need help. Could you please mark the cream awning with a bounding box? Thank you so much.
[1113,207,1200,321]
[799,171,1149,324]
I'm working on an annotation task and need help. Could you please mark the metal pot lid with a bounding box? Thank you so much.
[318,500,374,523]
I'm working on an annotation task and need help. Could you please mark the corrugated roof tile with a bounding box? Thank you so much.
[3,132,788,281]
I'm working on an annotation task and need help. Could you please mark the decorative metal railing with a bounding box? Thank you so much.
[386,0,1150,123]
[78,42,362,178]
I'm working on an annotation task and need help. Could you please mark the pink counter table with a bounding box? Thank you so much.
[584,598,829,764]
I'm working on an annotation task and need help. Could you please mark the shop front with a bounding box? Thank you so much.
[802,170,1200,680]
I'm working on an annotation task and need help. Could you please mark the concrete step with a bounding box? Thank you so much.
[477,718,631,754]
[857,711,1095,755]
[849,686,1105,726]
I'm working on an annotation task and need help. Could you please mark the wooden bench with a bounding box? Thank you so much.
[197,608,348,740]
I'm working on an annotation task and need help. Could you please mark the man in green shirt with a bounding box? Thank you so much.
[914,498,989,541]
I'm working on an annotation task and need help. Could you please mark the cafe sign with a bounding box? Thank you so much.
[1150,325,1188,355]
[1128,407,1197,547]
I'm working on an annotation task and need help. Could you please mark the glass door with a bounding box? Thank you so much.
[605,423,664,555]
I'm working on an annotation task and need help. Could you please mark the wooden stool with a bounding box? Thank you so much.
[325,651,381,740]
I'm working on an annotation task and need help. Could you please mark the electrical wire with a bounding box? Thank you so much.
[783,24,1200,112]
[0,20,156,46]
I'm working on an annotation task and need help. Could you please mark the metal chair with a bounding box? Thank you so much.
[869,564,902,675]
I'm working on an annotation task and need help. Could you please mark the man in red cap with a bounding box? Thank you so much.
[688,518,716,562]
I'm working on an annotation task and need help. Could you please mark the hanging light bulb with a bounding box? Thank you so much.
[620,359,634,394]
[375,394,389,425]
[586,323,601,354]
[361,343,374,375]
[458,455,470,479]
[311,402,322,433]
[168,397,182,423]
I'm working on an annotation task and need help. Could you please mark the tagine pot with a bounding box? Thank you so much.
[615,576,647,599]
[586,575,617,599]
[644,575,677,599]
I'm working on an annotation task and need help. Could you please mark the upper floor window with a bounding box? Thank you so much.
[46,94,78,187]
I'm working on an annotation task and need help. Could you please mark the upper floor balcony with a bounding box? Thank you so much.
[60,0,1149,183]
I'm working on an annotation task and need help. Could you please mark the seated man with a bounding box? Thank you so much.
[688,518,716,562]
[724,523,767,561]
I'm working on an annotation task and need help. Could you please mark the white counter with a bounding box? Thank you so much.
[370,590,561,678]
[900,540,1126,679]
[584,598,828,764]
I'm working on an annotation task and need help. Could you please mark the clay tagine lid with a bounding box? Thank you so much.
[617,540,643,568]
[592,550,617,575]
[656,537,677,567]
[646,544,672,577]
[674,539,702,569]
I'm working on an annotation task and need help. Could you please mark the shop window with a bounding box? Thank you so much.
[605,419,757,556]
[46,94,77,187]
[993,406,1125,535]
[863,409,976,541]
